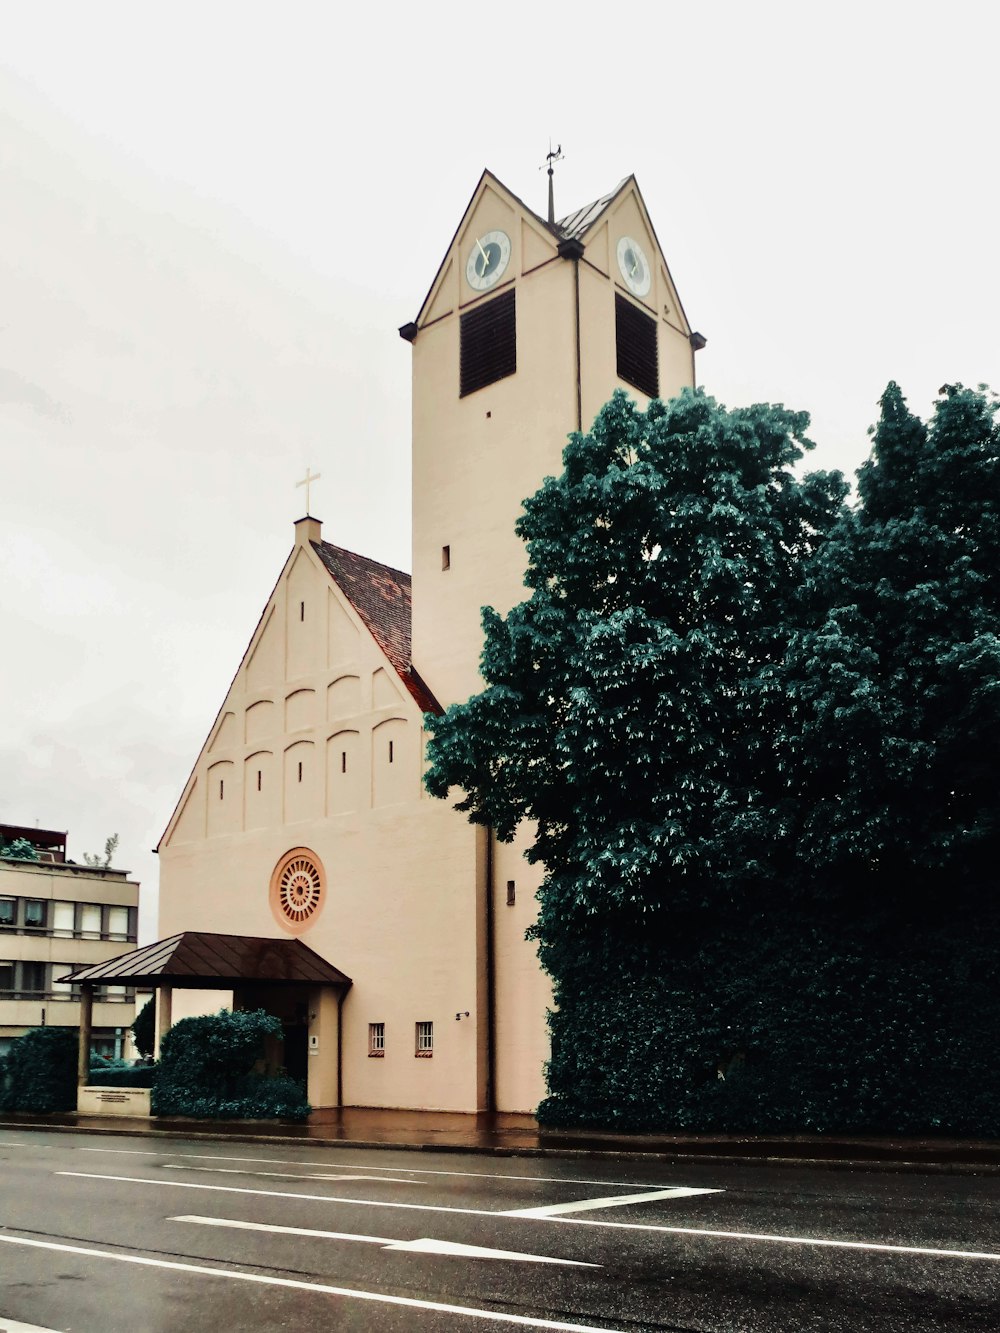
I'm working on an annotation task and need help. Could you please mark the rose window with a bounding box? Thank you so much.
[269,848,325,933]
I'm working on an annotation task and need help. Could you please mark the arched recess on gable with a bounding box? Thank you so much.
[284,739,320,824]
[244,750,277,830]
[207,760,239,837]
[326,729,361,816]
[245,698,275,744]
[285,687,316,732]
[371,717,411,809]
[327,674,362,721]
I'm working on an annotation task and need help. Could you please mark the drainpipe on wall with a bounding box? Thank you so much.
[336,988,346,1108]
[557,236,585,433]
[485,826,497,1114]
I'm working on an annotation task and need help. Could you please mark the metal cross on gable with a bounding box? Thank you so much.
[296,466,322,515]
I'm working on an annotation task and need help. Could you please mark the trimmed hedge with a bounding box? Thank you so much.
[0,1027,77,1113]
[87,1065,156,1088]
[537,907,1000,1135]
[151,1008,310,1121]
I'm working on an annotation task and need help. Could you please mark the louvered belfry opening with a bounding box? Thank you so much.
[615,292,659,399]
[460,288,516,397]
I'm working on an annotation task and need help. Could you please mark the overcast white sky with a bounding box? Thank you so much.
[1,1,996,938]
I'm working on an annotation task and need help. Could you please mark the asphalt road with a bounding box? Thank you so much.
[1,1129,998,1332]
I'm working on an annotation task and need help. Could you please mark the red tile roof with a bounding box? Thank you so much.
[311,541,442,715]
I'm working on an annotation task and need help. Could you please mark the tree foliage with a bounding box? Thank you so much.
[131,995,156,1058]
[83,833,119,869]
[0,837,39,861]
[424,384,1000,1132]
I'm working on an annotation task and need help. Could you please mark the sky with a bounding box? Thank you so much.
[1,1,997,939]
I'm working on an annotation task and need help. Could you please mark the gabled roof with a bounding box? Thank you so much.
[556,178,631,240]
[58,931,352,988]
[312,541,441,715]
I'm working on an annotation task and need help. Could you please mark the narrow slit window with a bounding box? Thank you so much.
[506,880,516,906]
[388,740,394,764]
[441,545,451,571]
[341,751,347,774]
[257,770,262,792]
[219,779,224,800]
[415,1020,433,1056]
[297,761,303,783]
[300,601,305,622]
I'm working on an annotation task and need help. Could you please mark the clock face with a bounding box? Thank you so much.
[466,230,512,292]
[617,236,652,298]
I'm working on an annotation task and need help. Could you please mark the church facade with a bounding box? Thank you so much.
[156,169,701,1113]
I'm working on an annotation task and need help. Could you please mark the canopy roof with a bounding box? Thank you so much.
[59,931,352,989]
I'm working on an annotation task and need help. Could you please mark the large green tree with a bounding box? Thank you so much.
[788,382,1000,914]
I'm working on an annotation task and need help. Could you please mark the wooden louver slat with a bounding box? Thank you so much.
[615,293,659,399]
[460,289,516,397]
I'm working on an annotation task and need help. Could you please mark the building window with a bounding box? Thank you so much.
[0,898,14,927]
[0,961,13,993]
[506,880,516,906]
[415,1021,433,1057]
[297,761,303,783]
[269,847,326,934]
[219,779,224,800]
[23,900,47,931]
[460,288,516,397]
[78,903,102,938]
[52,901,75,937]
[107,906,130,941]
[615,293,659,399]
[257,769,262,792]
[441,545,451,571]
[388,740,394,764]
[369,1022,385,1057]
[341,751,347,774]
[300,601,305,622]
[50,966,74,1001]
[20,961,47,993]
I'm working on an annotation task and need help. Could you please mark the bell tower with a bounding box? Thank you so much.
[401,169,703,708]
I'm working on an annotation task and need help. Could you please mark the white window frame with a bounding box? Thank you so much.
[368,1022,385,1057]
[415,1020,433,1057]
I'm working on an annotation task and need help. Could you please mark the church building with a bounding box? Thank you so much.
[153,168,702,1114]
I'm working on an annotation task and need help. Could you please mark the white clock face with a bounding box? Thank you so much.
[617,236,651,298]
[466,229,512,292]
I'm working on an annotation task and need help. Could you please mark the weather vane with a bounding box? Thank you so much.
[296,466,321,515]
[540,141,564,225]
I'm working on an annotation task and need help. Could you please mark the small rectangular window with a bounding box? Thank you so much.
[506,880,516,906]
[24,900,47,930]
[369,1022,385,1057]
[388,740,394,764]
[441,545,451,571]
[341,751,347,774]
[257,769,262,791]
[219,779,224,800]
[50,965,74,1000]
[0,961,14,992]
[300,601,305,622]
[415,1020,434,1057]
[615,292,659,399]
[298,761,303,782]
[0,898,14,927]
[460,288,516,397]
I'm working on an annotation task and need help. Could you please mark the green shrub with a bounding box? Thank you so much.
[131,996,155,1058]
[151,1009,310,1121]
[0,1027,77,1113]
[87,1065,156,1089]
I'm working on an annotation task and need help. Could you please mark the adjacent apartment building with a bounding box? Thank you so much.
[0,823,140,1059]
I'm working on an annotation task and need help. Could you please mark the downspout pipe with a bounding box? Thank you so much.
[485,826,497,1114]
[557,236,585,433]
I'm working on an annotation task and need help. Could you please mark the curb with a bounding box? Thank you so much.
[3,1119,999,1175]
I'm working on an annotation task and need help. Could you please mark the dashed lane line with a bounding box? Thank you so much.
[502,1187,720,1218]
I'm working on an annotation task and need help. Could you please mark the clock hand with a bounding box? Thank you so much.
[475,236,490,271]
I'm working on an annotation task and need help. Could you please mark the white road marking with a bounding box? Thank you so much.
[503,1186,720,1218]
[78,1146,682,1191]
[55,1171,1000,1262]
[173,1214,598,1266]
[0,1233,620,1332]
[0,1321,66,1333]
[163,1164,421,1185]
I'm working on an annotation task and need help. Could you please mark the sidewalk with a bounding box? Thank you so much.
[3,1105,1000,1172]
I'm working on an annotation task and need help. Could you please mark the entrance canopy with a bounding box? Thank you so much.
[60,931,352,990]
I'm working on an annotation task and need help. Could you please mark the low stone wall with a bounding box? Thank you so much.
[78,1085,151,1117]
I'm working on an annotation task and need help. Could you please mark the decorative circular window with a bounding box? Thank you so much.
[269,847,326,934]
